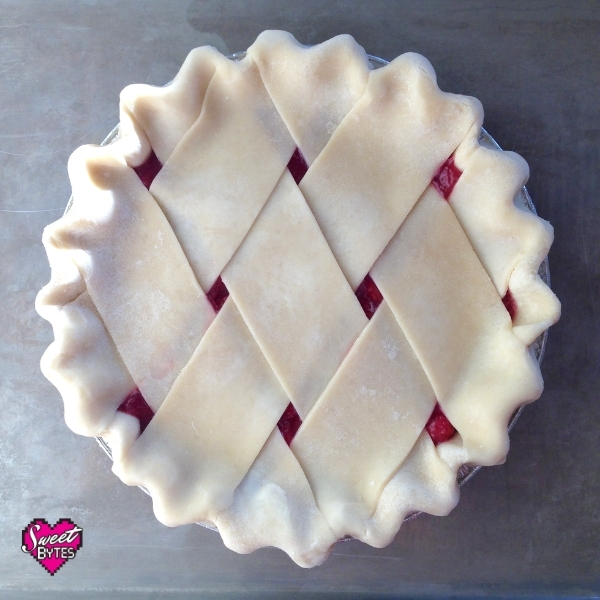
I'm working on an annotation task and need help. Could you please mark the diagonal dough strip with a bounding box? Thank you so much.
[299,52,483,290]
[120,46,228,165]
[222,170,368,419]
[371,188,543,466]
[149,55,297,292]
[291,302,436,540]
[248,30,371,166]
[113,299,290,526]
[44,144,214,412]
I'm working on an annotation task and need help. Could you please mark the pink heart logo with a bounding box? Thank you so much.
[21,518,83,575]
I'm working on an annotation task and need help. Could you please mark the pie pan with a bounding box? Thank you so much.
[62,51,552,529]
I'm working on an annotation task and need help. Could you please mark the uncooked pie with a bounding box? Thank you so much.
[36,31,560,567]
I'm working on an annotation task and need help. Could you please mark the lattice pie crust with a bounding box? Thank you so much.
[36,31,560,567]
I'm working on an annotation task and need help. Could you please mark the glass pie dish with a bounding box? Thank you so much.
[65,50,553,531]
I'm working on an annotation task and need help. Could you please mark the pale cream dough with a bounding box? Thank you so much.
[39,291,134,437]
[111,106,153,168]
[291,302,436,540]
[36,234,142,460]
[46,143,214,412]
[102,411,141,464]
[120,46,229,165]
[216,429,337,568]
[299,51,483,290]
[371,188,543,466]
[450,138,560,345]
[507,268,561,345]
[36,229,86,314]
[222,170,367,419]
[363,431,460,548]
[113,298,290,527]
[452,144,542,294]
[149,54,297,291]
[248,30,371,165]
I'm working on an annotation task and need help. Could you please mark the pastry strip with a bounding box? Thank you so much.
[46,144,214,411]
[223,170,368,419]
[292,302,436,539]
[363,431,459,548]
[300,52,483,289]
[113,299,290,526]
[248,30,371,165]
[371,188,543,465]
[120,46,228,165]
[216,429,337,569]
[149,55,297,291]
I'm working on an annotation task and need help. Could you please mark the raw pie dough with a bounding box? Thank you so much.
[36,31,560,567]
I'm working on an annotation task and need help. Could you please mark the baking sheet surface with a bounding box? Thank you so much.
[1,1,598,597]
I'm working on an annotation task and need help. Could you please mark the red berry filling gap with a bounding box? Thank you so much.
[425,403,456,445]
[432,155,462,200]
[117,388,155,434]
[355,274,384,319]
[287,147,309,184]
[502,289,517,321]
[207,276,230,313]
[277,402,303,445]
[133,150,163,190]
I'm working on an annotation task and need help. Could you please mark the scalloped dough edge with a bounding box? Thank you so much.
[451,126,560,346]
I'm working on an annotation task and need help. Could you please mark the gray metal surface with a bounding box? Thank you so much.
[0,1,598,597]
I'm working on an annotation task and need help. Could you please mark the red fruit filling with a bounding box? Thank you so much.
[425,403,456,445]
[287,147,309,184]
[355,274,384,319]
[133,150,163,190]
[502,289,517,321]
[117,388,155,434]
[432,155,462,200]
[207,276,230,313]
[277,402,303,445]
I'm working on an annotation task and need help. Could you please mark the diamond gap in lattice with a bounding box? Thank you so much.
[206,276,230,313]
[277,402,303,445]
[117,388,155,434]
[502,288,517,321]
[354,274,384,320]
[431,154,462,200]
[287,147,309,185]
[133,150,163,190]
[425,403,457,445]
